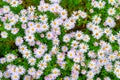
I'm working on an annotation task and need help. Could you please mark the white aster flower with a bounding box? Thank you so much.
[3,6,10,13]
[108,7,116,15]
[108,0,116,5]
[37,61,47,70]
[105,17,116,28]
[5,53,17,62]
[3,71,10,78]
[92,15,101,24]
[15,36,24,46]
[0,58,6,64]
[10,0,19,7]
[28,67,36,76]
[11,74,20,80]
[79,43,89,53]
[75,31,83,40]
[43,54,52,62]
[1,31,8,38]
[28,57,36,66]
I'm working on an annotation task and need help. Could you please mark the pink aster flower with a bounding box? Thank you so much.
[36,41,41,45]
[115,15,120,20]
[18,0,22,4]
[33,48,37,52]
[1,17,7,22]
[21,24,27,29]
[0,8,3,15]
[40,33,45,38]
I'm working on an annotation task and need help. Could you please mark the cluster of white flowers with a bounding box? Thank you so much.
[0,0,120,80]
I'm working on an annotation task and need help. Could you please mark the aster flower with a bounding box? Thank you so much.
[28,57,36,66]
[15,36,23,46]
[22,49,31,59]
[64,76,71,80]
[75,31,83,40]
[98,50,105,59]
[4,23,12,30]
[60,9,68,19]
[67,49,76,59]
[28,67,36,76]
[92,15,101,24]
[11,28,19,35]
[5,53,17,62]
[29,26,36,34]
[51,19,60,28]
[52,68,60,76]
[108,0,116,5]
[57,53,65,61]
[104,63,113,72]
[81,69,87,75]
[46,31,54,40]
[39,14,48,23]
[41,23,49,32]
[0,8,3,16]
[71,70,79,80]
[88,60,96,69]
[39,43,48,52]
[73,56,80,63]
[18,45,27,53]
[3,71,10,78]
[0,31,8,38]
[108,7,116,15]
[35,70,43,79]
[24,34,35,42]
[27,6,36,14]
[98,0,106,9]
[61,46,68,52]
[59,61,66,69]
[38,2,50,12]
[109,34,116,42]
[87,70,95,79]
[34,48,45,58]
[16,66,26,75]
[11,73,20,80]
[63,34,71,43]
[108,54,117,61]
[83,34,90,42]
[92,30,103,39]
[105,17,116,28]
[71,40,79,49]
[80,11,87,19]
[104,77,111,80]
[10,0,19,7]
[20,16,28,23]
[52,26,61,35]
[20,9,27,16]
[104,28,112,36]
[86,22,94,31]
[37,61,47,70]
[49,5,57,13]
[0,58,6,64]
[79,43,89,53]
[23,75,31,80]
[43,54,52,62]
[3,6,10,13]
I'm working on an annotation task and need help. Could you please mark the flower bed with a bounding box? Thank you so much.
[0,0,120,80]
